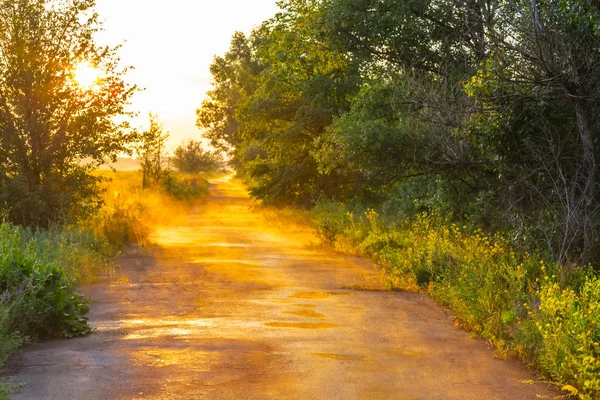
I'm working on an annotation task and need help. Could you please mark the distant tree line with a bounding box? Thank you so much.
[172,140,224,173]
[197,0,600,265]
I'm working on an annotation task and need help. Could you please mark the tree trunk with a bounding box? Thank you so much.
[574,99,597,265]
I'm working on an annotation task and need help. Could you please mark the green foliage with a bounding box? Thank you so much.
[0,221,110,367]
[0,383,23,400]
[0,0,137,228]
[172,141,224,173]
[535,277,600,399]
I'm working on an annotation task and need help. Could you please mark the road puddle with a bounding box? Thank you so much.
[312,353,368,361]
[133,348,215,369]
[384,348,423,358]
[292,303,317,308]
[193,259,261,265]
[289,291,352,299]
[264,322,339,329]
[282,310,327,319]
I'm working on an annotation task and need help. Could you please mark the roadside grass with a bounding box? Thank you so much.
[310,201,600,400]
[0,223,103,373]
[161,172,210,201]
[0,383,23,400]
[88,170,210,247]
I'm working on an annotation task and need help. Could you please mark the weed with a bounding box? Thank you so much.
[0,222,101,366]
[0,383,24,400]
[315,217,342,247]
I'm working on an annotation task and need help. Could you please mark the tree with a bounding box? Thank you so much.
[172,140,223,173]
[463,0,600,264]
[135,114,169,188]
[202,0,600,264]
[196,31,261,171]
[0,0,137,227]
[197,0,361,206]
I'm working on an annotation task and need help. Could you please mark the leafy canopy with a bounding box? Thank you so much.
[0,0,137,227]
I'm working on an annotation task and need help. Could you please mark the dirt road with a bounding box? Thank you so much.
[2,176,557,399]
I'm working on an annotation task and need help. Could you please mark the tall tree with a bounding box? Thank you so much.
[0,0,136,227]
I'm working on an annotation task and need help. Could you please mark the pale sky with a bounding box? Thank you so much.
[94,0,280,151]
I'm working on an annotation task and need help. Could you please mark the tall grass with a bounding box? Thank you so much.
[84,170,209,248]
[0,223,104,365]
[312,202,600,400]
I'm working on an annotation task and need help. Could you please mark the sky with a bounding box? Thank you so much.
[94,0,280,152]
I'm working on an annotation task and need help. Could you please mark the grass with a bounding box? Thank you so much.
[0,383,22,400]
[310,202,600,400]
[0,222,101,372]
[87,169,210,248]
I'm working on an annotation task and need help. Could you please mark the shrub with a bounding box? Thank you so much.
[160,173,209,201]
[84,191,151,249]
[0,222,94,363]
[534,276,600,399]
[172,140,224,173]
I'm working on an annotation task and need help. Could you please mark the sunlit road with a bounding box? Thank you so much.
[3,176,557,399]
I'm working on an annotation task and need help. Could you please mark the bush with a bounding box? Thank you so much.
[0,222,97,366]
[160,173,209,201]
[172,140,224,173]
[84,191,151,249]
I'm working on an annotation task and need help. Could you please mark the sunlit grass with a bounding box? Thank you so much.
[86,169,210,249]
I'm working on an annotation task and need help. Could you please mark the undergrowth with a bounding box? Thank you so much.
[312,201,600,400]
[0,223,102,365]
[161,173,210,201]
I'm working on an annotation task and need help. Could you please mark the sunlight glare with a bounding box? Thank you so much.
[74,63,99,88]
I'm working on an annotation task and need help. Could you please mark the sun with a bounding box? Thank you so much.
[73,63,99,88]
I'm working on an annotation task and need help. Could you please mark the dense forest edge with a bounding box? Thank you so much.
[196,1,600,398]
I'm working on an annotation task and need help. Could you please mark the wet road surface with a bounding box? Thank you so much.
[2,176,557,399]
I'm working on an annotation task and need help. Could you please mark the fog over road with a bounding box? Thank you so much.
[3,175,557,399]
